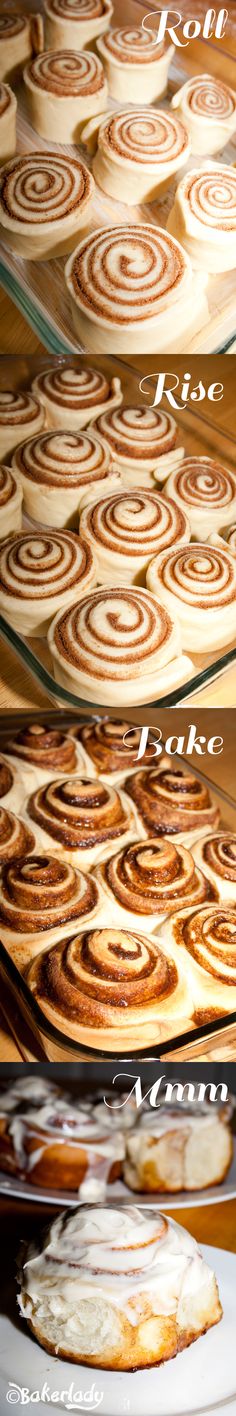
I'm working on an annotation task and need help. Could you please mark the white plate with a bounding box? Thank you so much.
[0,1137,236,1210]
[0,1247,235,1416]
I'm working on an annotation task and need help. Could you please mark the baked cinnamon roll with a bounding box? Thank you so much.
[95,836,215,932]
[24,48,107,143]
[0,853,101,972]
[90,106,190,205]
[159,901,236,1020]
[167,164,236,274]
[172,73,236,156]
[0,752,23,815]
[0,150,94,261]
[12,428,117,527]
[0,808,35,864]
[25,775,137,869]
[0,83,16,162]
[19,1204,222,1366]
[97,27,174,103]
[5,722,89,792]
[0,1090,123,1194]
[0,389,44,460]
[32,364,122,431]
[165,458,236,542]
[125,763,220,847]
[92,404,184,488]
[48,586,193,705]
[124,1096,233,1193]
[147,541,236,653]
[0,13,43,82]
[69,718,161,783]
[0,466,22,538]
[65,224,208,355]
[79,489,190,586]
[26,924,192,1050]
[192,833,236,903]
[44,0,113,53]
[0,529,97,636]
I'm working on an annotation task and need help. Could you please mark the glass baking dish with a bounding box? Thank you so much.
[0,710,235,1060]
[0,0,236,354]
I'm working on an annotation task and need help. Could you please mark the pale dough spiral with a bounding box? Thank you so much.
[13,428,113,527]
[32,364,122,431]
[98,26,165,62]
[27,47,104,95]
[47,585,192,705]
[44,0,113,53]
[167,164,236,273]
[0,389,44,460]
[93,404,183,487]
[0,465,22,538]
[193,833,236,903]
[147,541,236,651]
[209,524,236,558]
[172,74,236,156]
[166,457,236,540]
[92,107,190,204]
[0,151,94,260]
[0,529,96,635]
[80,489,189,584]
[126,763,220,847]
[24,48,107,141]
[0,81,16,161]
[95,836,214,932]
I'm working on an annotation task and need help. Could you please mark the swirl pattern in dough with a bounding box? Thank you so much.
[96,836,215,931]
[4,723,87,790]
[93,107,190,204]
[24,48,107,141]
[0,389,44,459]
[193,833,236,903]
[71,718,161,781]
[98,26,165,62]
[0,84,12,117]
[26,775,136,868]
[168,164,236,273]
[209,523,236,558]
[47,585,191,706]
[147,541,236,651]
[0,755,14,802]
[80,489,189,585]
[0,529,96,635]
[0,853,100,962]
[0,81,16,160]
[13,428,113,527]
[166,457,236,540]
[44,0,113,52]
[172,74,236,156]
[0,809,35,864]
[32,364,122,431]
[27,47,105,96]
[160,902,236,1018]
[0,151,94,260]
[93,404,182,486]
[0,465,22,538]
[126,764,220,846]
[66,223,207,353]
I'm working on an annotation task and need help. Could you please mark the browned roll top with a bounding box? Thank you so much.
[5,724,78,775]
[26,926,179,1026]
[0,854,98,933]
[99,838,215,915]
[0,809,35,864]
[126,764,219,836]
[74,718,154,775]
[28,776,132,849]
[0,755,14,800]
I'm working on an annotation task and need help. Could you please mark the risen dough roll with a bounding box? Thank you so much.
[209,524,236,558]
[147,541,236,652]
[24,49,107,143]
[44,0,113,53]
[79,489,190,585]
[0,853,101,971]
[172,73,236,156]
[91,107,190,206]
[0,84,16,162]
[0,389,44,460]
[167,164,236,274]
[97,28,174,104]
[32,364,122,431]
[192,832,236,903]
[0,529,97,636]
[0,150,94,261]
[65,224,208,355]
[48,585,193,706]
[4,722,89,792]
[12,428,118,527]
[25,775,138,870]
[159,901,236,1019]
[125,763,220,848]
[95,836,214,933]
[92,404,184,487]
[165,457,236,541]
[0,466,22,539]
[0,13,43,82]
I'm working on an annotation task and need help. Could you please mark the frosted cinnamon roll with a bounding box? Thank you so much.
[0,84,16,162]
[5,722,89,792]
[125,764,220,848]
[48,586,193,706]
[80,490,190,586]
[193,833,236,904]
[12,428,116,527]
[24,49,107,144]
[0,853,101,972]
[97,28,174,103]
[0,389,44,461]
[0,13,43,83]
[0,753,23,815]
[172,74,236,156]
[0,808,35,865]
[95,836,214,933]
[209,523,236,558]
[0,1093,123,1195]
[70,718,163,783]
[159,901,236,1019]
[0,529,97,636]
[167,164,236,274]
[165,458,236,542]
[90,107,190,206]
[26,775,137,870]
[44,0,113,53]
[0,151,94,261]
[92,404,184,488]
[32,364,122,431]
[147,541,236,653]
[65,224,208,355]
[124,1096,233,1193]
[26,925,192,1050]
[0,466,22,539]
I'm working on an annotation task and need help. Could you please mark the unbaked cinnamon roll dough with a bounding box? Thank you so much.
[172,73,236,155]
[165,458,236,541]
[0,390,45,460]
[0,13,43,83]
[90,106,190,205]
[47,585,193,705]
[24,49,108,143]
[97,27,174,103]
[0,83,16,162]
[91,405,185,487]
[0,151,94,260]
[147,542,236,652]
[12,428,119,526]
[167,165,236,274]
[79,488,190,585]
[0,529,97,635]
[44,0,113,53]
[32,365,122,430]
[0,466,22,538]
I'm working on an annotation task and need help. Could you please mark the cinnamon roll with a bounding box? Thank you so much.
[24,49,107,143]
[0,853,101,972]
[26,925,192,1050]
[91,107,190,206]
[125,763,220,848]
[192,833,236,903]
[0,83,16,162]
[167,164,236,274]
[124,1097,233,1194]
[44,0,113,53]
[12,428,117,527]
[93,404,184,488]
[0,13,43,83]
[0,808,35,865]
[48,586,193,706]
[69,717,163,783]
[172,73,236,156]
[4,722,89,792]
[95,836,214,933]
[0,466,22,539]
[65,224,208,355]
[159,901,236,1018]
[0,529,97,636]
[97,28,174,103]
[0,151,94,261]
[0,753,23,815]
[32,364,122,431]
[0,389,44,461]
[147,542,236,652]
[209,524,236,558]
[79,489,190,586]
[166,458,236,542]
[19,1205,221,1366]
[0,1089,123,1195]
[25,775,137,870]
